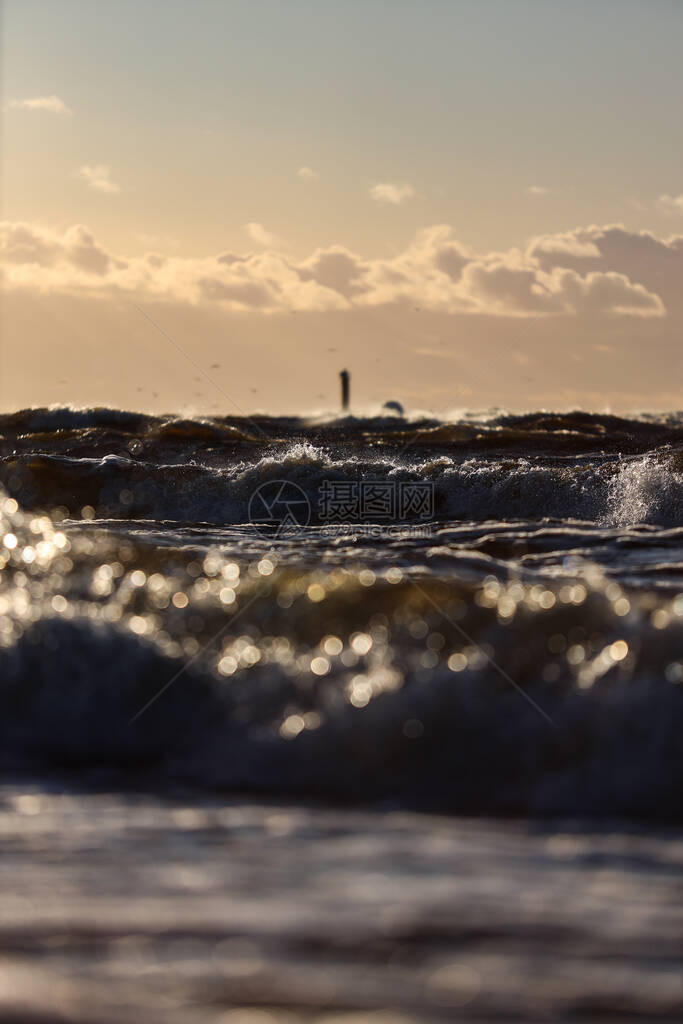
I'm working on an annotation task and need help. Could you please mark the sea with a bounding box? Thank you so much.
[0,405,681,1021]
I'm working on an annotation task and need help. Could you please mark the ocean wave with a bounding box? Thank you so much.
[1,446,681,526]
[0,488,682,817]
[2,404,682,443]
[2,575,682,818]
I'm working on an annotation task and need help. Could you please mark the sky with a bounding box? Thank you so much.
[2,0,682,415]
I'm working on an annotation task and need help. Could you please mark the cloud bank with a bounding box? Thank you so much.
[0,220,672,318]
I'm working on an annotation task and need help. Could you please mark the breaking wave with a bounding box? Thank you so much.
[1,437,681,527]
[0,476,681,819]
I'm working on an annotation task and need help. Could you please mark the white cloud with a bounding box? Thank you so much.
[245,222,283,247]
[1,223,112,276]
[0,220,668,319]
[9,95,72,115]
[526,224,683,310]
[78,164,120,195]
[527,231,601,260]
[542,267,665,317]
[659,194,683,214]
[526,185,549,196]
[370,182,415,205]
[297,166,318,181]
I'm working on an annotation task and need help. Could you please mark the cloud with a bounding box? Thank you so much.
[527,231,602,260]
[542,267,665,317]
[526,224,683,311]
[10,95,72,115]
[0,222,113,277]
[78,165,120,194]
[369,182,415,205]
[0,220,668,319]
[298,246,366,298]
[245,222,284,248]
[659,194,683,214]
[526,185,549,196]
[1,224,62,266]
[297,166,318,181]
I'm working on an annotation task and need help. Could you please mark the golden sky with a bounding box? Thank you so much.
[2,0,682,414]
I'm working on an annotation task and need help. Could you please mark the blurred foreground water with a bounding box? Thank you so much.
[0,407,682,1018]
[1,785,682,1022]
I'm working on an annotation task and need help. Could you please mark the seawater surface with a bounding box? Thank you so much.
[1,786,681,1022]
[0,406,682,816]
[1,406,683,1020]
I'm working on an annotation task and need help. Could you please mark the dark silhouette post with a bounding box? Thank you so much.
[340,369,350,412]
